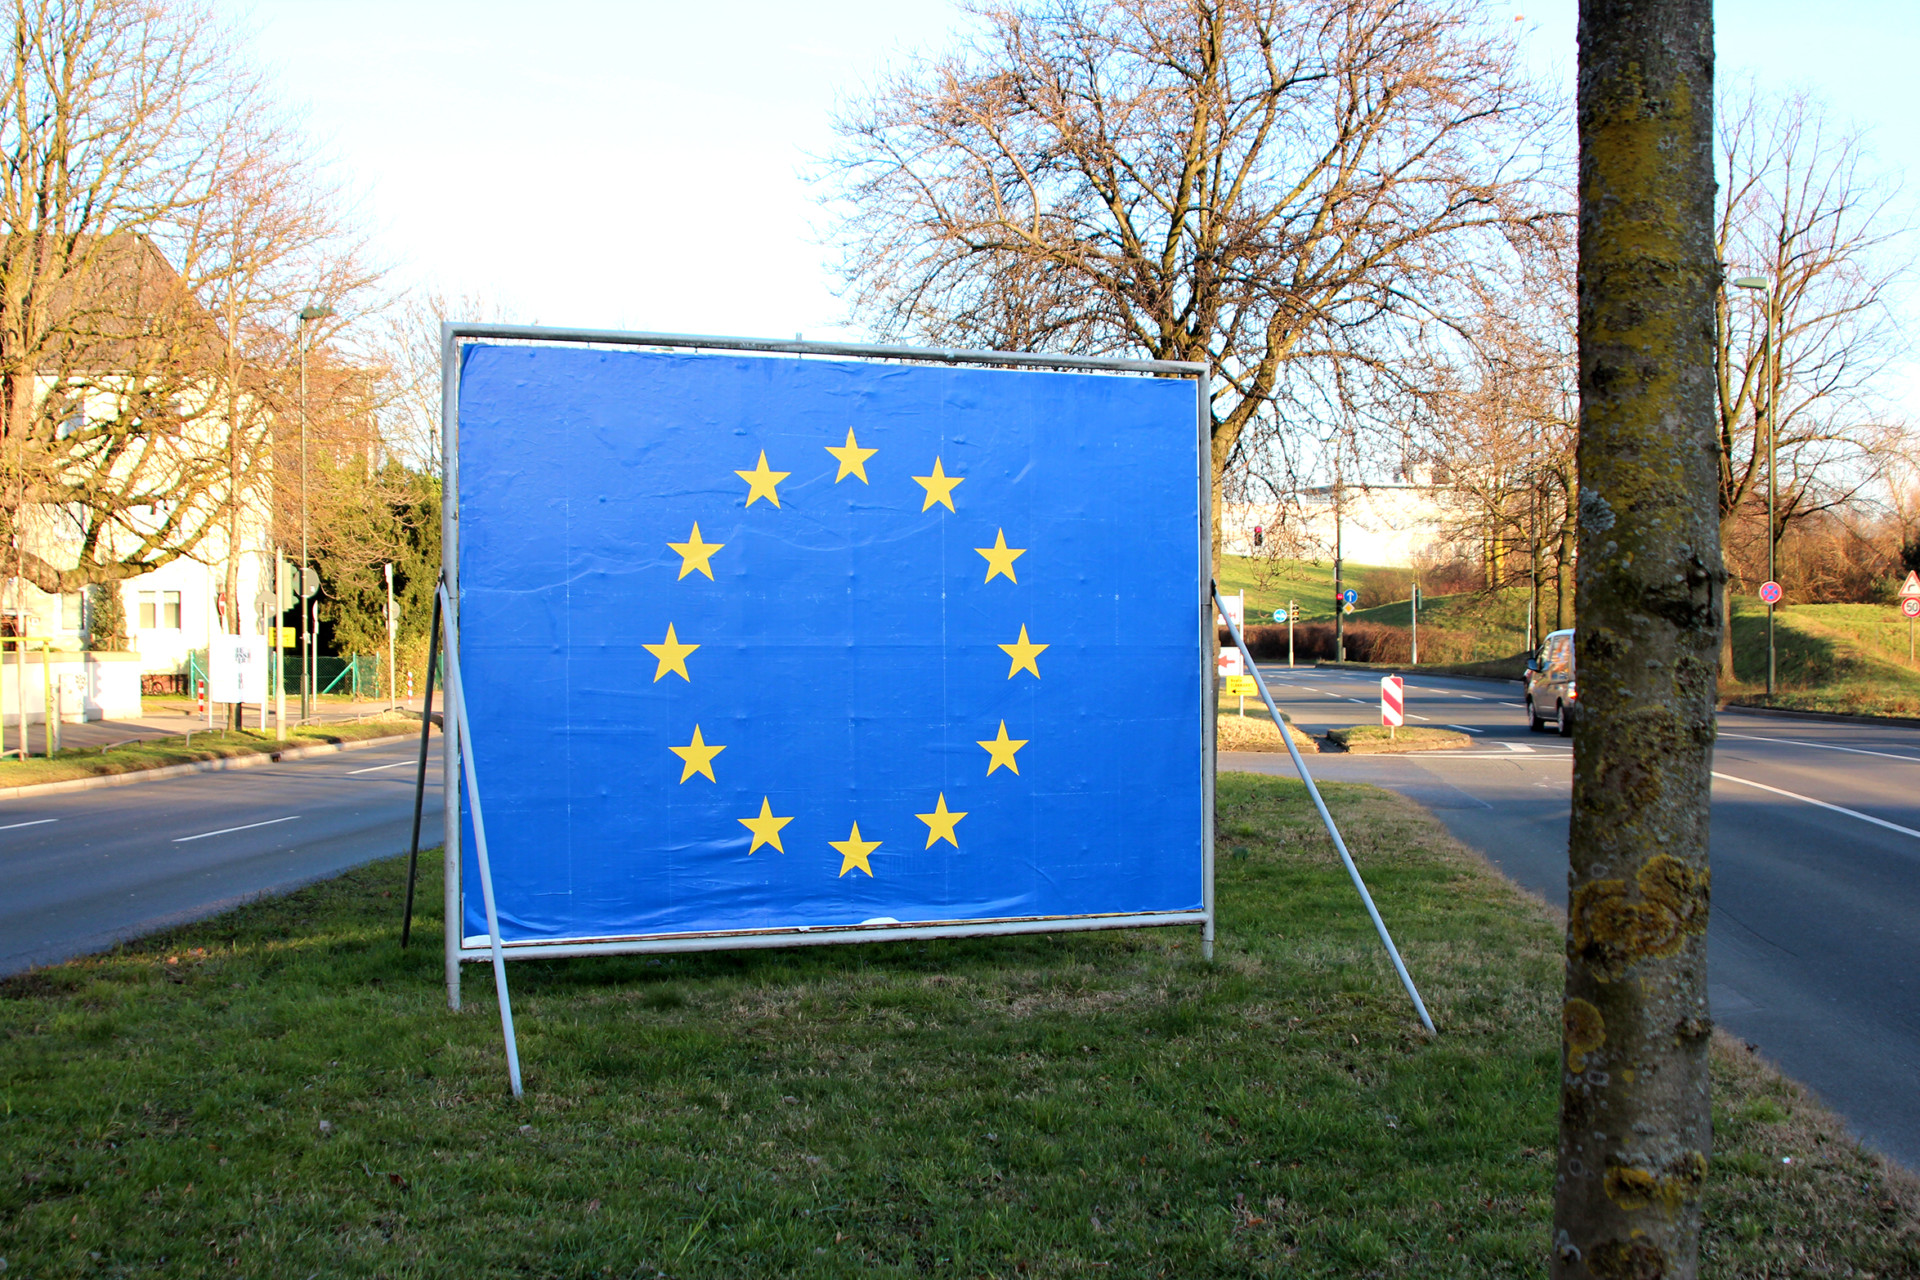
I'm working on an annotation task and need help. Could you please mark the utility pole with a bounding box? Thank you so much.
[1411,582,1420,666]
[1332,475,1345,663]
[385,562,397,712]
[273,552,286,740]
[296,303,333,721]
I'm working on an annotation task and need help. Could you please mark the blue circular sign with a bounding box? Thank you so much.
[1342,589,1358,605]
[1272,609,1288,623]
[1758,580,1782,605]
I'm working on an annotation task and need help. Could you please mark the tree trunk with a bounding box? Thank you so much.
[1557,467,1577,631]
[1558,2,1721,1278]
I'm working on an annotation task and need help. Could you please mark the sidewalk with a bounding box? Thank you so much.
[32,697,420,753]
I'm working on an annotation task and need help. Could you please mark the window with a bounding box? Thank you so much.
[56,395,85,440]
[138,591,156,630]
[61,593,83,631]
[162,591,181,630]
[136,590,181,631]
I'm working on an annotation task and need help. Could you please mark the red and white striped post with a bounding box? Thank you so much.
[196,678,206,719]
[1380,674,1404,742]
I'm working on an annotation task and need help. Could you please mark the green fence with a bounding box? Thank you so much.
[181,650,439,702]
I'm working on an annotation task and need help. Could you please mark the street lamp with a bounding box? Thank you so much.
[1731,274,1777,699]
[297,302,333,720]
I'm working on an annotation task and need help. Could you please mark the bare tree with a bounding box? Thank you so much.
[0,0,367,603]
[824,0,1550,570]
[1711,81,1915,673]
[1557,0,1719,1275]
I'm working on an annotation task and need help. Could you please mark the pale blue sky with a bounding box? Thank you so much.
[225,0,1918,352]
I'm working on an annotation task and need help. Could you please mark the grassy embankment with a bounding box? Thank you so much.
[0,716,424,790]
[4,773,1916,1277]
[1724,598,1920,717]
[1325,726,1472,754]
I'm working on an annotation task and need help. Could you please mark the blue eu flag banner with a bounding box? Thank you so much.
[457,344,1204,944]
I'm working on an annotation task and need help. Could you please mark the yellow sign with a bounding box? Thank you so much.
[1223,675,1258,697]
[274,627,296,649]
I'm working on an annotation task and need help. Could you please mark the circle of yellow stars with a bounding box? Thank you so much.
[652,428,1043,883]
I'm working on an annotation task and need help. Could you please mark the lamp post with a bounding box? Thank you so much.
[297,303,333,720]
[1731,274,1776,699]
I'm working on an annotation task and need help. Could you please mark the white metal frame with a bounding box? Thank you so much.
[438,324,1215,1059]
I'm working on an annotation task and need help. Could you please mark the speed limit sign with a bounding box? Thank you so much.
[1902,597,1919,619]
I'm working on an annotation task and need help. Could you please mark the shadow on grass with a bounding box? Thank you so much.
[2,775,1915,1278]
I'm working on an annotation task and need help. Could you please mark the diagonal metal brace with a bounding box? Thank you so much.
[1213,583,1436,1035]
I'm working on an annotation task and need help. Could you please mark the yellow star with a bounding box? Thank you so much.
[975,528,1026,584]
[977,720,1028,775]
[734,450,791,507]
[666,522,724,580]
[830,821,882,878]
[825,428,878,484]
[915,793,967,849]
[668,725,726,783]
[643,623,699,682]
[911,456,964,512]
[738,797,794,854]
[998,624,1048,679]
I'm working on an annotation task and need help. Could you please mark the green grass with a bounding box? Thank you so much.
[3,775,1915,1277]
[1325,726,1472,754]
[1215,554,1392,623]
[1725,599,1920,716]
[0,716,424,789]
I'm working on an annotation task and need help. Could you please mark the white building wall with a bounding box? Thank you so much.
[1220,485,1449,567]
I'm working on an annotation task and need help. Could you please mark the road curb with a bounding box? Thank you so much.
[0,730,432,803]
[1717,702,1920,730]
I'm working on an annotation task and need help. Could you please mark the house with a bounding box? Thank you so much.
[2,234,280,716]
[1220,479,1450,568]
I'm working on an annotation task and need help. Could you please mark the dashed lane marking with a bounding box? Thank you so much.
[172,815,301,844]
[0,818,57,831]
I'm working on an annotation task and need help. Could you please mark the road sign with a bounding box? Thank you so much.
[1272,608,1287,623]
[1216,591,1245,677]
[1380,675,1404,728]
[1342,602,1353,615]
[1342,589,1358,605]
[1758,580,1782,605]
[1223,675,1257,697]
[1902,597,1920,619]
[1899,571,1920,599]
[208,635,269,704]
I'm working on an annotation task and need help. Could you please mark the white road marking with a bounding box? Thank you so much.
[348,759,410,774]
[0,818,57,831]
[1407,713,1431,722]
[1718,732,1920,765]
[1457,694,1484,700]
[172,815,301,843]
[1504,742,1536,753]
[1445,724,1483,734]
[1712,771,1920,841]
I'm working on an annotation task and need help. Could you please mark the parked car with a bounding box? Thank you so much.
[1524,629,1576,737]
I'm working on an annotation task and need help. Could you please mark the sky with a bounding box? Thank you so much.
[223,0,1919,354]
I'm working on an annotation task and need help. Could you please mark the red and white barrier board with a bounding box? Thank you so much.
[1380,675,1404,728]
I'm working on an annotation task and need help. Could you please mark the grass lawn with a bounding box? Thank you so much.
[1214,705,1320,753]
[1214,555,1394,623]
[1325,726,1471,754]
[4,775,1917,1277]
[1724,598,1920,717]
[0,717,424,790]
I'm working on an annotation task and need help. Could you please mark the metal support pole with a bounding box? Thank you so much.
[42,639,54,756]
[1288,599,1295,667]
[402,586,442,949]
[439,583,523,1098]
[441,326,463,1013]
[1766,287,1778,701]
[1214,582,1436,1034]
[273,553,286,740]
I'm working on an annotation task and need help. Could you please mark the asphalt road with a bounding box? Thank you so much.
[0,737,444,976]
[1223,663,1920,1172]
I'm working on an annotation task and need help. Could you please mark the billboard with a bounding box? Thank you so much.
[445,331,1210,960]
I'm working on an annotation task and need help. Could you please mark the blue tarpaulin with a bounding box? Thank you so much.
[456,344,1204,944]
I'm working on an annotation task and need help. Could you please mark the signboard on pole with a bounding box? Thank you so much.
[1758,580,1783,605]
[1899,571,1920,600]
[1902,597,1919,620]
[1380,675,1404,728]
[1216,592,1245,678]
[208,635,269,704]
[449,332,1209,960]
